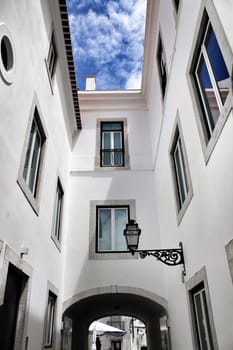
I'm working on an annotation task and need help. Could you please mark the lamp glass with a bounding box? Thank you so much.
[124,220,141,251]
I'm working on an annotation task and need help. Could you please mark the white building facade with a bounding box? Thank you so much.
[0,0,233,350]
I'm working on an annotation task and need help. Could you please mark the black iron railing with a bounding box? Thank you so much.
[101,149,124,167]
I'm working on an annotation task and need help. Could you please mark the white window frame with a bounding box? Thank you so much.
[97,206,129,252]
[186,267,219,350]
[169,114,193,224]
[192,285,214,350]
[17,97,47,215]
[51,178,64,249]
[89,200,136,260]
[187,0,233,163]
[194,21,231,140]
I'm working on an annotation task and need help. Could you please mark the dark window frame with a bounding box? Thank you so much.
[157,33,167,99]
[100,121,125,167]
[171,127,189,210]
[190,282,214,350]
[51,178,64,245]
[46,32,57,81]
[44,291,57,348]
[169,115,193,223]
[96,205,130,253]
[173,0,180,12]
[22,107,46,199]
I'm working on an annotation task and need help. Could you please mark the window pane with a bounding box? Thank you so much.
[98,209,111,251]
[194,293,208,350]
[102,133,111,166]
[53,184,63,240]
[205,25,230,104]
[45,293,56,346]
[196,55,220,134]
[202,290,214,349]
[102,132,111,149]
[157,36,167,97]
[28,131,41,194]
[174,0,179,11]
[102,122,122,131]
[115,208,127,250]
[174,139,187,208]
[23,120,35,181]
[113,132,123,166]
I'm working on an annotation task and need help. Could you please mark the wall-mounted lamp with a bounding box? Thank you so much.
[124,220,186,281]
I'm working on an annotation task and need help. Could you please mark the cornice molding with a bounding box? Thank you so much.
[78,90,147,111]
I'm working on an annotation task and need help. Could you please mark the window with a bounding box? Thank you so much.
[89,200,136,259]
[170,117,193,222]
[44,291,57,348]
[18,99,47,214]
[95,119,129,170]
[193,18,231,142]
[186,267,218,350]
[172,130,188,209]
[52,179,64,245]
[191,284,214,350]
[188,5,232,161]
[173,0,180,12]
[0,24,16,84]
[97,206,129,252]
[22,108,45,198]
[108,316,125,330]
[46,32,57,80]
[157,34,167,99]
[101,122,124,167]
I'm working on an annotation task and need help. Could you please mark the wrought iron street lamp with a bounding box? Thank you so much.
[124,220,186,280]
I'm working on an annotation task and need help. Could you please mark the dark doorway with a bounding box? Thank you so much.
[0,263,28,350]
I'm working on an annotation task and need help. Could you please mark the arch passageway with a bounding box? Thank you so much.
[63,288,169,350]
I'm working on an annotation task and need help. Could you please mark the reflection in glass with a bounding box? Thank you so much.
[196,55,219,136]
[205,25,230,104]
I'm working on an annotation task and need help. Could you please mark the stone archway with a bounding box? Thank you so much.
[62,286,169,350]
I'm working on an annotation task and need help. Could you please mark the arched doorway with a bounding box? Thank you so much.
[62,287,171,350]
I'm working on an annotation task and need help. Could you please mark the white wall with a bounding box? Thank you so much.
[146,0,233,349]
[0,0,75,348]
[64,100,166,301]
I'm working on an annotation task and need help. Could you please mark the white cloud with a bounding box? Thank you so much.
[68,0,147,89]
[125,71,142,89]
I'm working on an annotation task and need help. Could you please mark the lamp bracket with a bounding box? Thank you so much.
[132,242,186,278]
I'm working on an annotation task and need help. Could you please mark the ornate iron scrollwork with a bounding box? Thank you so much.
[139,248,183,266]
[132,242,186,281]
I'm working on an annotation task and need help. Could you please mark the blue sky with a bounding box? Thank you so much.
[67,0,147,90]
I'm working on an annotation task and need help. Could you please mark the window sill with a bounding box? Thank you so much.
[17,177,40,216]
[176,189,193,225]
[89,250,138,260]
[202,94,233,164]
[51,234,61,252]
